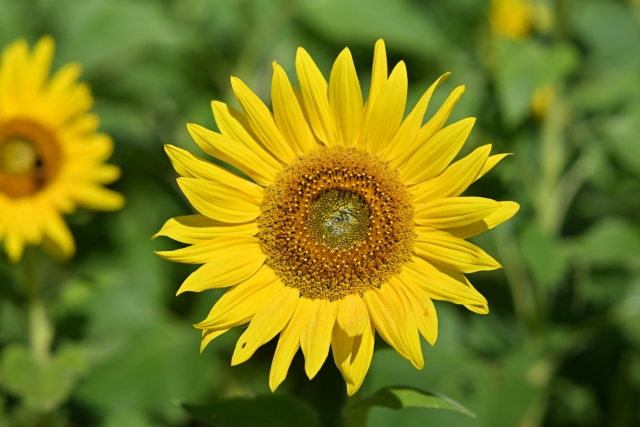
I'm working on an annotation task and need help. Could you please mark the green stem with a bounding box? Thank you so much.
[346,394,368,427]
[25,249,53,363]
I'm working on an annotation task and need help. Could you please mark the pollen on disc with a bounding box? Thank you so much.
[259,146,414,301]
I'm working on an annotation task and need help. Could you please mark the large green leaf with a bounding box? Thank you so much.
[184,394,318,427]
[344,387,476,418]
[0,344,87,412]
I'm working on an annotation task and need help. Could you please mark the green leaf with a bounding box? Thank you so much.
[0,344,87,412]
[184,394,319,427]
[344,387,476,418]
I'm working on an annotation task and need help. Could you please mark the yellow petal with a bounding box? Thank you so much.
[175,239,266,294]
[329,48,363,147]
[357,39,388,149]
[300,299,337,379]
[177,177,260,223]
[211,101,283,171]
[42,212,75,260]
[231,286,300,366]
[269,297,315,392]
[411,144,492,204]
[476,153,512,181]
[331,321,355,384]
[187,123,277,187]
[200,329,229,353]
[4,231,25,264]
[415,230,502,273]
[437,265,490,315]
[380,73,450,161]
[195,267,282,329]
[346,317,375,396]
[385,279,424,369]
[28,36,55,100]
[71,184,125,211]
[271,64,317,154]
[157,235,260,264]
[399,118,475,185]
[165,144,263,202]
[230,76,296,163]
[295,48,336,146]
[415,197,501,229]
[441,201,520,239]
[389,86,464,169]
[336,294,368,337]
[364,285,423,369]
[364,62,407,155]
[152,215,258,244]
[401,256,488,306]
[395,278,438,345]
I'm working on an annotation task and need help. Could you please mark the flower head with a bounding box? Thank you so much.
[156,40,519,395]
[0,36,124,262]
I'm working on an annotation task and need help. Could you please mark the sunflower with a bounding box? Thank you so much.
[0,36,124,263]
[156,40,519,395]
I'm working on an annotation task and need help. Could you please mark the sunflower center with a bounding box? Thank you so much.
[0,138,38,175]
[0,119,61,198]
[307,189,370,250]
[259,146,414,301]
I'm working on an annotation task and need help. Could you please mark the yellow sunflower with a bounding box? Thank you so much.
[0,36,124,263]
[155,40,519,395]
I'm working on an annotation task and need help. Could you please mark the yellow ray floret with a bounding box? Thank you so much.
[156,39,519,395]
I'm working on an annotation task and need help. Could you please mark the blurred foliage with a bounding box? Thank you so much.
[1,0,640,426]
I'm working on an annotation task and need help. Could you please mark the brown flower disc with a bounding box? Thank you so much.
[259,146,414,300]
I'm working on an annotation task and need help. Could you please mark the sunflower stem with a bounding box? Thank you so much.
[346,393,368,427]
[25,248,53,363]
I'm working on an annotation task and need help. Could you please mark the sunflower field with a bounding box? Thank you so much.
[1,0,640,426]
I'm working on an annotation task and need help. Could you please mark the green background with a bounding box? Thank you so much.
[1,0,640,426]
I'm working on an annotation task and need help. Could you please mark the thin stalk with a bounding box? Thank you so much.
[25,249,53,363]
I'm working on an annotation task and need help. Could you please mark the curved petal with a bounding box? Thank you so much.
[364,61,407,155]
[476,153,512,181]
[231,286,300,366]
[364,284,423,369]
[272,64,317,154]
[394,276,438,345]
[399,118,475,185]
[269,297,315,392]
[175,239,266,294]
[195,266,282,329]
[211,101,282,171]
[187,123,278,187]
[329,48,363,147]
[300,299,337,379]
[390,85,465,169]
[401,256,488,306]
[296,47,337,146]
[166,144,263,202]
[177,177,261,224]
[415,230,502,273]
[411,144,492,204]
[153,215,258,244]
[336,294,369,337]
[200,329,229,353]
[357,39,387,149]
[385,279,424,369]
[434,201,520,239]
[415,197,501,229]
[346,317,375,396]
[230,77,296,163]
[380,72,450,161]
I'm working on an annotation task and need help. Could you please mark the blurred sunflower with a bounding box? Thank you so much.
[156,40,518,395]
[0,36,124,263]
